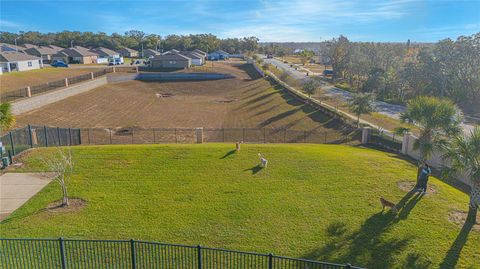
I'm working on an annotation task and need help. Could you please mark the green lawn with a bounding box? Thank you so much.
[1,144,478,269]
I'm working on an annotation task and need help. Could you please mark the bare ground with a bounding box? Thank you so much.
[15,62,348,135]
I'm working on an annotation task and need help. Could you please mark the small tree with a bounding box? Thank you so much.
[442,126,480,223]
[302,79,320,98]
[348,92,375,126]
[0,102,15,132]
[43,148,74,207]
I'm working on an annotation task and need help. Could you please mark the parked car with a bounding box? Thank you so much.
[51,60,69,68]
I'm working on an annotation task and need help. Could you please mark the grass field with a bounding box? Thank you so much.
[0,67,106,94]
[15,62,346,136]
[1,144,478,269]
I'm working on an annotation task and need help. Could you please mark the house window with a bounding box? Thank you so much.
[27,61,32,67]
[169,61,177,64]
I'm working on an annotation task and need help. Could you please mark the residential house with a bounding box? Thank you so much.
[193,49,207,57]
[0,43,25,52]
[24,45,63,63]
[47,45,64,52]
[162,49,180,55]
[180,51,204,66]
[150,54,191,69]
[52,46,99,64]
[90,47,122,64]
[0,51,43,72]
[118,47,138,58]
[143,49,160,58]
[208,50,229,60]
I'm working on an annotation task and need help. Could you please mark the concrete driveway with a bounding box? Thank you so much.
[0,173,53,221]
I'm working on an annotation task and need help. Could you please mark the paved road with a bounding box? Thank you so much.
[260,54,475,133]
[0,173,52,221]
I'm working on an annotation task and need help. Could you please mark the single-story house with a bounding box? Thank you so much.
[0,43,25,52]
[208,50,229,60]
[90,47,122,64]
[180,51,204,66]
[24,45,62,63]
[118,47,138,58]
[0,51,43,72]
[143,49,160,58]
[52,46,99,64]
[193,49,207,57]
[47,45,64,52]
[162,49,180,55]
[150,53,191,69]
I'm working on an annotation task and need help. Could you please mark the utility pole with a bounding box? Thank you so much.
[14,37,20,51]
[70,40,74,48]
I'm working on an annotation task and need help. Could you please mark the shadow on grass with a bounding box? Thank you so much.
[243,164,263,174]
[220,149,237,159]
[303,191,425,268]
[439,220,475,269]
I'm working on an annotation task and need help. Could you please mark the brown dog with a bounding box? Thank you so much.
[380,197,397,214]
[235,141,243,152]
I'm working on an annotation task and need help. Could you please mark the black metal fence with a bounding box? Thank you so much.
[0,238,363,269]
[368,129,403,152]
[0,125,81,160]
[80,127,357,145]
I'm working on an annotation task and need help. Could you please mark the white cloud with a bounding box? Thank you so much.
[0,19,21,30]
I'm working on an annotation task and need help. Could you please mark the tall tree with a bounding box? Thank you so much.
[442,126,480,223]
[401,96,462,184]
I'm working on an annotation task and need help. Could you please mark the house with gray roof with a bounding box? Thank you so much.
[180,51,204,66]
[208,50,229,60]
[118,47,138,58]
[0,51,43,73]
[90,47,122,64]
[0,43,25,53]
[24,45,63,63]
[150,53,191,69]
[143,49,160,58]
[52,46,99,64]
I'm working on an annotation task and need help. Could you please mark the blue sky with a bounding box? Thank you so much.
[0,0,479,42]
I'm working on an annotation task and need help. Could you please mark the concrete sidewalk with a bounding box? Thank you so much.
[0,173,52,221]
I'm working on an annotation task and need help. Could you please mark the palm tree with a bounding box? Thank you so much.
[442,126,480,223]
[0,102,15,132]
[348,92,375,126]
[401,96,462,185]
[302,79,320,98]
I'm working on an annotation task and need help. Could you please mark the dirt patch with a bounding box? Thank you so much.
[46,198,86,213]
[448,210,480,231]
[397,181,438,195]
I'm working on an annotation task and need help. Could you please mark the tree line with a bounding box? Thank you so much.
[325,33,480,114]
[0,30,259,54]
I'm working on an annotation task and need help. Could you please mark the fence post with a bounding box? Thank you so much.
[109,129,113,144]
[78,129,82,145]
[90,72,94,80]
[361,127,371,144]
[196,128,204,144]
[64,78,69,87]
[88,128,91,144]
[197,245,202,269]
[324,131,327,143]
[28,124,33,148]
[223,128,225,142]
[175,128,178,143]
[131,129,134,144]
[153,128,156,143]
[304,131,307,143]
[242,128,245,142]
[44,126,48,147]
[68,128,72,145]
[268,253,273,269]
[57,127,61,146]
[26,86,32,97]
[130,239,137,269]
[58,237,67,269]
[8,132,15,156]
[136,66,139,73]
[263,128,266,143]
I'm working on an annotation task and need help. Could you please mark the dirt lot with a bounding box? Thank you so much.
[16,62,347,135]
[0,67,106,94]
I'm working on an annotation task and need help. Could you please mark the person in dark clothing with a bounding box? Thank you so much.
[418,162,431,194]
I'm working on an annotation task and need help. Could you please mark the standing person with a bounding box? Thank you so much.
[418,162,431,194]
